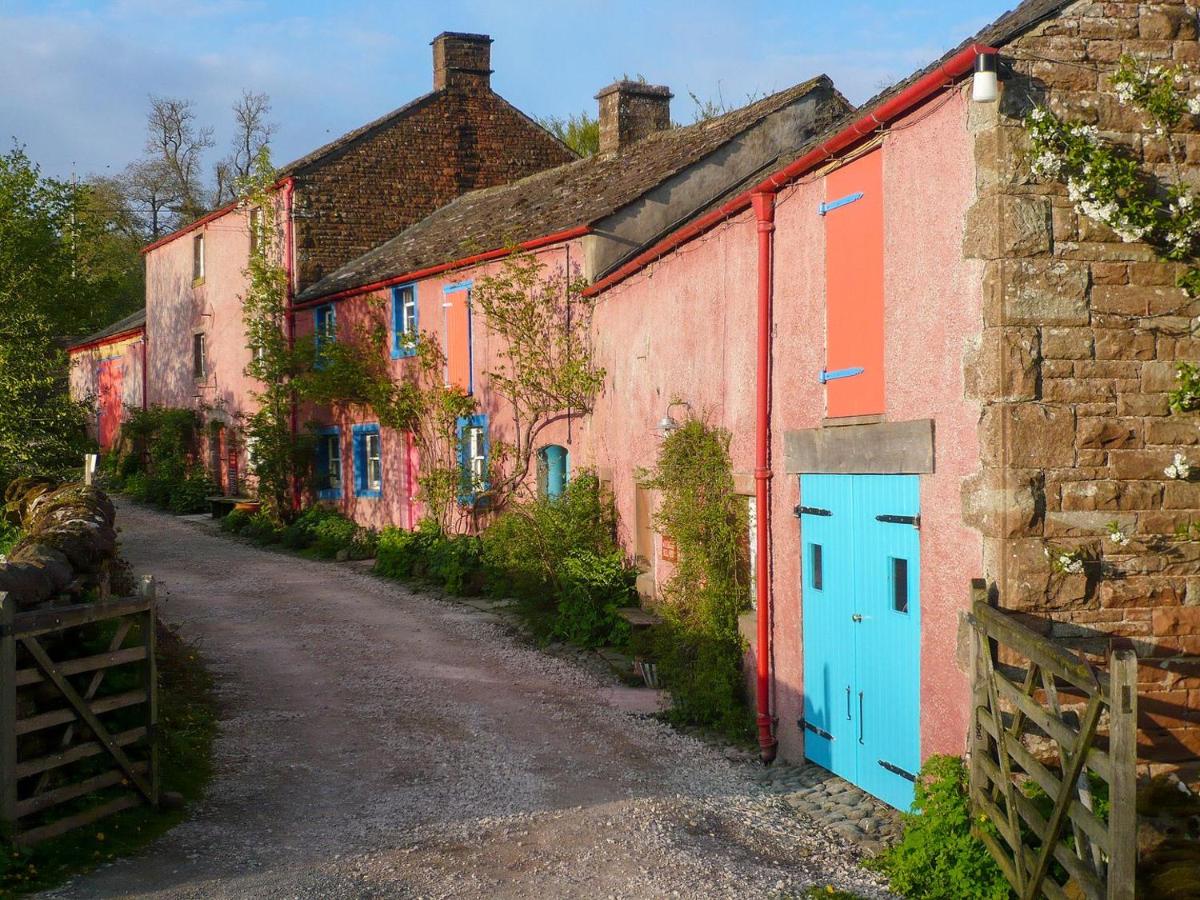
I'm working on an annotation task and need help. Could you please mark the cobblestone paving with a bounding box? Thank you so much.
[754,763,904,855]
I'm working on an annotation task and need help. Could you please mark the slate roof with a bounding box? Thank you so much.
[297,75,843,302]
[68,308,146,351]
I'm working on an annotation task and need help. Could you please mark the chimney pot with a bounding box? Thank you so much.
[595,81,672,154]
[432,32,493,92]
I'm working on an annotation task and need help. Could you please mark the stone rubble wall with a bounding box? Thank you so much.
[963,0,1200,779]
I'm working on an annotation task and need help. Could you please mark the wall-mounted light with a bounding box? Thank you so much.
[972,51,999,103]
[657,400,691,436]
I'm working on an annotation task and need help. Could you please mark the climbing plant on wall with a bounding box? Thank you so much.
[471,250,604,511]
[639,417,753,737]
[239,148,311,521]
[1027,56,1200,297]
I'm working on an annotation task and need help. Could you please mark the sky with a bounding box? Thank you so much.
[1,0,1019,182]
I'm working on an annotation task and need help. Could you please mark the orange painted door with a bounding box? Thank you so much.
[443,286,472,393]
[824,148,884,418]
[97,358,122,450]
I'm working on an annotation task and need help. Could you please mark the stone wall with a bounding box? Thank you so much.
[292,84,574,289]
[963,0,1200,780]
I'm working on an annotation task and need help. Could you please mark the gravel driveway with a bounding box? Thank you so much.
[45,503,892,899]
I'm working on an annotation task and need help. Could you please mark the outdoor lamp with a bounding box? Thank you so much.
[657,400,691,435]
[973,52,999,103]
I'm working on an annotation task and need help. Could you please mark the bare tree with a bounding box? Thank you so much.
[123,158,182,239]
[145,95,213,222]
[214,90,274,204]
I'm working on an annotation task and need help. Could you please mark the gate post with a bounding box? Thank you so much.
[141,576,161,808]
[1107,650,1137,900]
[967,580,988,802]
[1,593,18,842]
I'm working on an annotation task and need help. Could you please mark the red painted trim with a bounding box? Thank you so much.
[751,190,778,764]
[585,44,996,297]
[66,326,145,354]
[140,202,237,255]
[293,225,592,309]
[139,175,291,255]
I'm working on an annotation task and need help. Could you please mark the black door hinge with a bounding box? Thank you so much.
[876,514,919,528]
[795,506,832,518]
[878,759,916,782]
[801,719,834,741]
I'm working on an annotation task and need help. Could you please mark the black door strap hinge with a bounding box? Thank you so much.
[878,759,916,782]
[795,506,832,518]
[876,514,920,528]
[801,720,834,741]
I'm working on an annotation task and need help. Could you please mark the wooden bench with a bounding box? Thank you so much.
[207,496,257,519]
[617,607,663,628]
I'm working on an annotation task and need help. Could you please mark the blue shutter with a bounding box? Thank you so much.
[391,284,418,359]
[351,424,380,498]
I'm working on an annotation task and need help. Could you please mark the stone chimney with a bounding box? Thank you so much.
[595,81,673,154]
[432,32,493,92]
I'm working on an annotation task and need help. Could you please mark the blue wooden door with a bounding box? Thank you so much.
[799,475,858,782]
[800,474,921,810]
[851,475,921,809]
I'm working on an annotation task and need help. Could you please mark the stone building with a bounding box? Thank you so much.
[82,32,574,489]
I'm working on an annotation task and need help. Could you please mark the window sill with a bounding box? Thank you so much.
[317,489,342,501]
[354,489,382,500]
[391,348,418,360]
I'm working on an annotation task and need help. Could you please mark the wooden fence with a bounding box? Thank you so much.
[1,578,159,846]
[967,582,1137,900]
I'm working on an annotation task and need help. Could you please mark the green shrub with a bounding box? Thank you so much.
[481,471,617,603]
[310,513,358,558]
[220,508,252,533]
[123,472,149,501]
[375,522,440,579]
[279,504,338,549]
[426,532,483,595]
[168,472,214,514]
[0,520,20,557]
[242,511,283,544]
[551,549,635,647]
[651,623,752,738]
[870,755,1010,900]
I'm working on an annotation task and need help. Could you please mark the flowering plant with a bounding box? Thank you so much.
[1165,452,1192,480]
[1044,545,1086,575]
[1105,521,1132,548]
[1025,55,1200,296]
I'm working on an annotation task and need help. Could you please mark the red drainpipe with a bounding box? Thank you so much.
[751,189,778,764]
[141,335,149,411]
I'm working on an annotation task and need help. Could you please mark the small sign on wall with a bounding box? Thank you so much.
[661,536,678,562]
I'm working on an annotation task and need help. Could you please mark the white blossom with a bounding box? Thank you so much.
[1189,95,1200,115]
[1166,452,1192,480]
[1058,554,1085,575]
[1108,529,1131,547]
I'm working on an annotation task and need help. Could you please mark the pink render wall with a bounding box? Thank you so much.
[585,88,984,767]
[295,240,584,529]
[69,333,145,445]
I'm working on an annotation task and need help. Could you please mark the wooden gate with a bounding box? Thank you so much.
[1,580,159,846]
[967,583,1137,900]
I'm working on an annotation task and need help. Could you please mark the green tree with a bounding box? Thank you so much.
[537,112,599,157]
[0,147,94,485]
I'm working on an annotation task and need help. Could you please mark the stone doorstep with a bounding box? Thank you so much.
[757,761,905,856]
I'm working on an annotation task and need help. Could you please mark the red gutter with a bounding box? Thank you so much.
[66,326,145,354]
[585,44,996,298]
[751,190,778,764]
[292,225,592,310]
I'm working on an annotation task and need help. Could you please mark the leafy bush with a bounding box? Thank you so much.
[426,531,483,595]
[870,755,1010,900]
[375,522,440,579]
[168,471,214,514]
[241,511,283,544]
[639,419,753,739]
[123,472,149,501]
[551,549,635,647]
[220,508,252,533]
[0,519,20,557]
[651,623,752,737]
[310,513,358,558]
[481,471,616,602]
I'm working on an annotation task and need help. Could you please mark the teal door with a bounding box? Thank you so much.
[800,474,921,810]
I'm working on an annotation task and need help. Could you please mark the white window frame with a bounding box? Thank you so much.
[366,432,382,492]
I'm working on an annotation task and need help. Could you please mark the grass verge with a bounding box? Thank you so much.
[1,622,218,896]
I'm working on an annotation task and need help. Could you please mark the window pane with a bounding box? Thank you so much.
[892,557,909,613]
[810,543,823,591]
